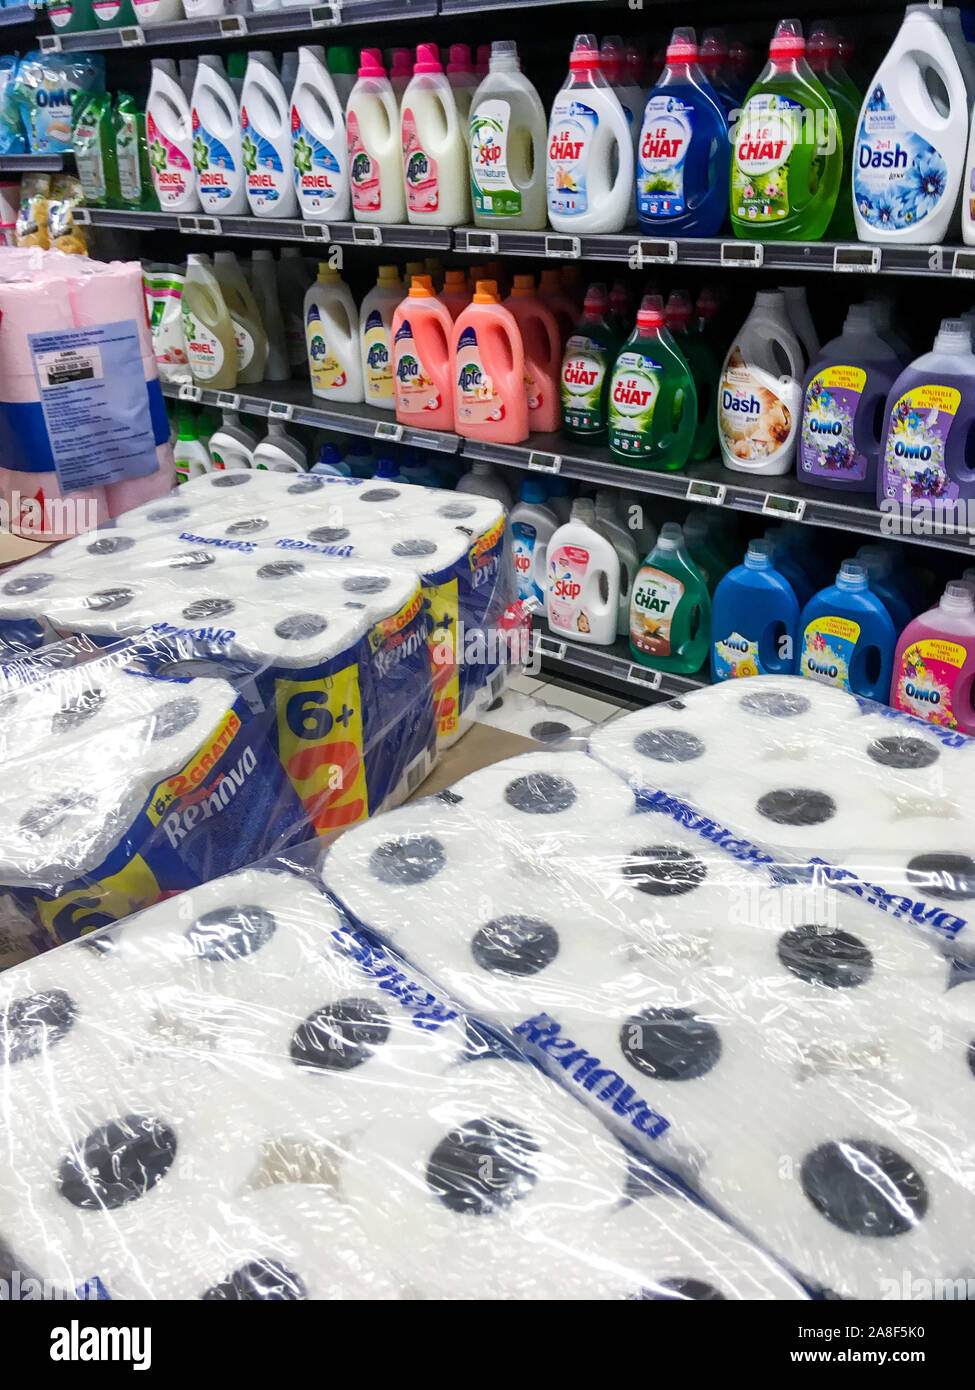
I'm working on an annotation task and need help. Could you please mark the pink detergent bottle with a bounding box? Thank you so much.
[503,274,562,435]
[391,275,455,433]
[451,280,528,444]
[890,580,975,733]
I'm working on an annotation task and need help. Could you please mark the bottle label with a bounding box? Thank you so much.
[192,110,239,209]
[854,85,949,232]
[181,308,225,382]
[547,97,597,217]
[393,319,441,414]
[363,308,393,402]
[116,113,143,203]
[893,638,968,728]
[719,350,794,464]
[291,108,343,216]
[455,325,503,426]
[800,365,868,480]
[561,334,607,432]
[881,383,962,505]
[47,1,74,30]
[638,95,693,219]
[348,112,381,212]
[800,616,861,689]
[93,0,122,19]
[731,93,804,223]
[306,305,348,393]
[233,322,255,373]
[133,0,164,16]
[631,566,684,658]
[713,631,764,680]
[511,519,541,601]
[74,120,107,202]
[402,108,439,214]
[470,98,522,217]
[608,350,661,456]
[548,542,595,635]
[147,114,193,208]
[241,105,289,213]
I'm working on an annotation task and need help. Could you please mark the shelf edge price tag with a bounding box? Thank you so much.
[457,229,499,254]
[178,383,202,403]
[310,1,342,25]
[119,25,145,46]
[627,664,663,691]
[39,34,61,53]
[686,479,726,505]
[195,216,222,236]
[527,451,561,474]
[762,493,806,520]
[301,222,329,241]
[375,421,403,442]
[537,635,567,662]
[215,392,240,411]
[832,244,880,274]
[634,238,678,266]
[543,234,581,260]
[268,401,294,421]
[72,206,91,226]
[719,240,764,268]
[352,224,382,245]
[177,215,199,234]
[218,14,247,35]
[951,248,975,278]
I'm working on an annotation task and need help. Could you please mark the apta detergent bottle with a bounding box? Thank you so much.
[304,264,363,403]
[401,43,470,226]
[391,276,455,432]
[503,275,561,435]
[347,51,406,224]
[359,264,404,412]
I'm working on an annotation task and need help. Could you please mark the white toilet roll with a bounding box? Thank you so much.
[588,702,736,801]
[475,687,591,745]
[448,751,636,835]
[841,839,975,959]
[704,773,892,856]
[696,675,863,727]
[0,777,149,888]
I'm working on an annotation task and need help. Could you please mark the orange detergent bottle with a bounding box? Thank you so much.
[451,279,529,444]
[391,275,456,432]
[503,274,562,434]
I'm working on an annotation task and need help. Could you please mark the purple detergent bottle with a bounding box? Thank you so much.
[877,319,975,515]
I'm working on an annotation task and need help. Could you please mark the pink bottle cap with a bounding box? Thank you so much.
[447,43,473,74]
[664,290,692,328]
[666,27,698,64]
[414,43,443,74]
[476,44,490,75]
[583,283,608,315]
[358,49,387,78]
[637,295,665,330]
[570,33,601,71]
[769,18,805,59]
[390,48,412,76]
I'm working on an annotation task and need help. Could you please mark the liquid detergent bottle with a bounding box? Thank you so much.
[390,49,413,100]
[608,280,633,336]
[446,44,478,120]
[718,290,804,475]
[190,56,246,217]
[799,302,904,494]
[560,283,620,441]
[594,490,640,636]
[327,47,358,108]
[181,253,238,390]
[781,285,818,369]
[546,477,573,524]
[637,26,730,238]
[359,264,404,412]
[452,281,528,445]
[799,559,896,698]
[347,51,405,224]
[440,269,472,321]
[683,511,731,593]
[304,264,362,403]
[546,33,634,233]
[212,251,268,386]
[731,18,842,242]
[601,34,645,148]
[241,52,298,218]
[856,6,966,245]
[115,92,157,212]
[291,46,350,223]
[878,318,975,513]
[807,24,860,240]
[469,40,547,230]
[539,268,577,344]
[664,289,718,461]
[711,537,800,681]
[73,90,120,209]
[608,295,697,471]
[391,276,455,432]
[509,479,559,605]
[401,44,470,226]
[46,0,95,35]
[173,417,211,484]
[92,0,134,29]
[253,421,308,472]
[456,459,512,507]
[277,248,315,376]
[250,249,289,381]
[503,275,561,435]
[700,30,743,121]
[546,497,620,647]
[147,59,200,212]
[208,410,258,471]
[764,528,814,607]
[311,443,351,477]
[630,521,711,674]
[891,580,975,731]
[857,543,914,632]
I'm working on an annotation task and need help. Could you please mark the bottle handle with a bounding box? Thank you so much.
[608,114,635,207]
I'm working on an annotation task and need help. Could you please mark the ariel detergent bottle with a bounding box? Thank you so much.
[291,46,350,223]
[241,52,298,219]
[718,290,804,474]
[546,33,634,234]
[607,295,697,472]
[731,18,842,242]
[890,581,975,732]
[560,283,620,441]
[630,521,711,674]
[637,26,730,237]
[191,56,247,216]
[799,559,896,699]
[711,538,800,681]
[147,59,200,212]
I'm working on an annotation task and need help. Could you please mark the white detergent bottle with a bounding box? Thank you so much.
[146,59,200,212]
[546,497,620,647]
[456,459,513,508]
[940,7,975,107]
[277,248,315,375]
[594,488,640,637]
[360,264,404,412]
[250,249,289,381]
[208,410,259,471]
[173,418,211,484]
[280,52,300,93]
[600,34,644,153]
[855,5,967,245]
[469,39,547,231]
[291,45,351,223]
[447,44,479,121]
[183,0,223,16]
[509,478,558,606]
[718,289,804,476]
[401,43,471,226]
[252,421,308,471]
[213,250,269,386]
[179,60,198,104]
[304,263,363,402]
[347,50,406,224]
[547,33,634,233]
[241,52,298,219]
[781,286,819,370]
[191,56,247,217]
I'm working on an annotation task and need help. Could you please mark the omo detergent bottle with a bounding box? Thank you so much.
[890,580,975,732]
[731,18,842,242]
[560,283,620,441]
[857,544,914,632]
[630,521,711,674]
[637,26,730,237]
[798,559,897,699]
[711,538,800,681]
[607,295,697,472]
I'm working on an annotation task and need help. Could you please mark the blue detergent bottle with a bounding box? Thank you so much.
[711,538,800,681]
[763,528,814,607]
[373,456,403,481]
[798,559,897,698]
[344,440,375,478]
[637,26,730,237]
[310,444,351,477]
[856,544,914,633]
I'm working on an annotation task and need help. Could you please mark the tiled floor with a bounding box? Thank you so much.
[506,670,633,724]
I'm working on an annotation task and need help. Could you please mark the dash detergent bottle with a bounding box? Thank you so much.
[718,290,804,474]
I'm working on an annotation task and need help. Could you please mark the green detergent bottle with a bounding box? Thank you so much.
[683,511,730,594]
[731,18,842,242]
[560,282,620,442]
[73,89,120,209]
[630,521,712,673]
[46,0,95,35]
[808,24,860,241]
[115,92,158,212]
[664,289,718,462]
[608,295,697,471]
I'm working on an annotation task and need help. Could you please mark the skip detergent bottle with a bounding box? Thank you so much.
[711,538,800,681]
[798,559,897,699]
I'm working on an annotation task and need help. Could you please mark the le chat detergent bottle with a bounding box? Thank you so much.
[560,283,620,442]
[546,33,633,234]
[630,521,711,674]
[607,295,697,471]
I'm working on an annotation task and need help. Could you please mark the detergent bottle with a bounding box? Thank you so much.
[452,281,528,445]
[446,44,478,120]
[291,46,350,223]
[503,275,561,435]
[600,35,644,143]
[864,295,912,359]
[401,44,470,226]
[608,280,633,336]
[718,289,804,475]
[304,264,362,403]
[700,30,744,121]
[241,52,298,218]
[73,90,120,209]
[173,417,211,484]
[731,18,842,242]
[856,543,914,632]
[856,5,966,245]
[208,410,258,471]
[440,269,472,321]
[146,59,200,212]
[327,47,358,108]
[763,527,814,607]
[212,250,268,386]
[664,289,718,461]
[359,264,404,412]
[45,0,95,35]
[547,497,620,647]
[799,302,903,494]
[781,285,818,369]
[546,33,634,233]
[456,459,512,507]
[683,511,732,593]
[509,479,559,605]
[891,581,975,731]
[711,538,799,681]
[249,250,289,382]
[607,294,697,471]
[560,283,620,441]
[469,39,547,230]
[311,443,351,478]
[347,51,406,224]
[545,477,573,525]
[807,23,860,240]
[630,521,711,674]
[181,254,238,390]
[594,489,640,636]
[191,56,246,217]
[390,49,413,100]
[878,318,975,513]
[538,268,577,344]
[637,26,730,237]
[114,92,157,212]
[799,559,897,698]
[391,276,455,432]
[277,248,315,376]
[252,421,308,472]
[92,0,134,29]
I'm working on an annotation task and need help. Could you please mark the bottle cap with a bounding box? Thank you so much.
[609,281,631,314]
[666,26,699,63]
[177,418,197,441]
[636,293,665,330]
[600,35,624,81]
[327,45,357,74]
[746,539,772,567]
[445,270,468,289]
[857,544,893,577]
[473,280,500,304]
[700,30,727,70]
[358,49,387,78]
[571,497,596,522]
[318,443,342,466]
[476,44,490,75]
[582,282,609,315]
[377,264,401,284]
[374,457,399,478]
[511,274,535,297]
[664,289,693,328]
[658,521,683,549]
[934,319,972,354]
[942,580,975,613]
[408,276,435,297]
[317,263,340,280]
[838,560,868,589]
[390,48,412,76]
[490,40,519,66]
[360,47,383,67]
[696,287,719,322]
[414,43,444,74]
[520,479,548,504]
[807,24,838,70]
[569,33,601,70]
[769,18,805,59]
[447,43,474,74]
[843,304,874,335]
[468,263,489,285]
[624,42,646,83]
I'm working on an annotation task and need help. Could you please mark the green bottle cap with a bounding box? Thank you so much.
[177,417,197,441]
[328,46,357,74]
[227,52,247,81]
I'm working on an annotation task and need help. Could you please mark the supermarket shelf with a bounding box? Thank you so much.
[73,206,452,250]
[0,4,40,26]
[0,153,64,172]
[533,621,707,702]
